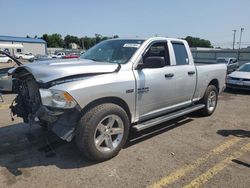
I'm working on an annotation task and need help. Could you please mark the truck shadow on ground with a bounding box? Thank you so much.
[217,129,250,138]
[0,117,194,177]
[125,117,193,148]
[223,88,250,95]
[0,123,94,177]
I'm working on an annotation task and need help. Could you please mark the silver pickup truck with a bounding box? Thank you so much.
[9,37,227,161]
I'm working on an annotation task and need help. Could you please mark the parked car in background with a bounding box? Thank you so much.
[226,63,250,90]
[0,67,13,91]
[80,50,86,55]
[216,57,239,73]
[34,54,53,62]
[51,52,66,59]
[0,54,13,63]
[62,53,80,59]
[9,37,227,161]
[15,53,35,60]
[0,50,22,92]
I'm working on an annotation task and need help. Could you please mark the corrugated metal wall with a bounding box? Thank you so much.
[192,49,250,66]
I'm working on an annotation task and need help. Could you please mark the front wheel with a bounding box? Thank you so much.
[199,85,218,116]
[76,103,129,162]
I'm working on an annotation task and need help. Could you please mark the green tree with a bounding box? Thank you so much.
[41,34,49,43]
[184,36,212,48]
[82,37,96,49]
[64,35,80,48]
[41,33,120,49]
[41,33,63,47]
[101,36,109,41]
[95,34,102,44]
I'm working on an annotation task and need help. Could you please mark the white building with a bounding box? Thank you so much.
[0,35,47,56]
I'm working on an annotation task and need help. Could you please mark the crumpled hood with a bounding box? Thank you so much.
[229,71,250,79]
[10,58,119,83]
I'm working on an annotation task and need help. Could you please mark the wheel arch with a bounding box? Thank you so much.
[208,79,219,92]
[80,96,132,123]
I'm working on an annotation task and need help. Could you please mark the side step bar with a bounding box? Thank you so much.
[132,104,205,132]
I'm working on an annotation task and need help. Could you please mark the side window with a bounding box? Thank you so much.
[172,42,189,65]
[16,49,22,53]
[144,42,170,65]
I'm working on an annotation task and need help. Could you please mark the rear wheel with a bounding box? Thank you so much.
[199,85,218,116]
[7,60,12,63]
[76,103,129,162]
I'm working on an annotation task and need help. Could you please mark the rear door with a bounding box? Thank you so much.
[171,42,196,106]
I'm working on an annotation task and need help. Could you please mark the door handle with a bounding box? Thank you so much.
[188,71,196,75]
[165,73,174,78]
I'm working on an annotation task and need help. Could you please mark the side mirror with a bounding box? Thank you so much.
[137,56,165,69]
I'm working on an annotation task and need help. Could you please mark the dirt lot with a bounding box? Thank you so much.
[0,91,249,188]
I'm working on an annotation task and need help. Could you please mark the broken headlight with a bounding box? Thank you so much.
[39,89,77,109]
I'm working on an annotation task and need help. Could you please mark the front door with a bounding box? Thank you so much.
[134,41,176,121]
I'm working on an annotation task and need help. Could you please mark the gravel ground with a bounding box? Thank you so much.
[0,90,249,188]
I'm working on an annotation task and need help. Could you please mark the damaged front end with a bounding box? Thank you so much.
[10,67,81,142]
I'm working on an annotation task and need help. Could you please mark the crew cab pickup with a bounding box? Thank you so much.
[9,37,227,161]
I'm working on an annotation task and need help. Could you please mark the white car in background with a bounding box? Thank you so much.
[0,54,13,63]
[226,63,250,90]
[15,53,35,60]
[51,52,66,59]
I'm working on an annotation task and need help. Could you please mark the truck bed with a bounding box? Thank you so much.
[193,63,227,100]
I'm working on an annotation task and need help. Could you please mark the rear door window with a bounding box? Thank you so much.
[172,42,189,65]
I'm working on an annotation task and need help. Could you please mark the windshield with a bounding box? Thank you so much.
[80,39,144,64]
[238,64,250,72]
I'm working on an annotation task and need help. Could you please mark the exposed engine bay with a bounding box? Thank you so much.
[10,67,81,142]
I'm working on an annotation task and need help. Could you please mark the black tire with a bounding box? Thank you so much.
[199,85,218,116]
[76,103,129,162]
[7,60,12,63]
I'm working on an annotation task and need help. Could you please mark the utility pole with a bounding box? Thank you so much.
[232,29,236,50]
[237,27,244,60]
[238,27,244,50]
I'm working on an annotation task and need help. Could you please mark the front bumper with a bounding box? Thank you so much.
[10,68,82,142]
[11,101,81,142]
[226,79,250,91]
[226,83,250,91]
[34,105,81,142]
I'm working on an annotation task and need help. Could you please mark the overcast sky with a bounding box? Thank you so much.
[1,0,249,48]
